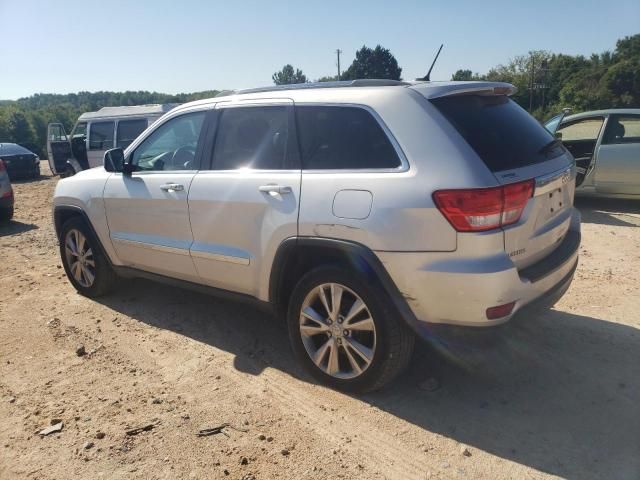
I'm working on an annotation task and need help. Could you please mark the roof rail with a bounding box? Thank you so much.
[215,79,413,97]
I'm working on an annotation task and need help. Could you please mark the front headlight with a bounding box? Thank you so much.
[34,156,40,163]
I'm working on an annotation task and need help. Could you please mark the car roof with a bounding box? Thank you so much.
[564,108,640,122]
[170,80,516,114]
[78,104,180,121]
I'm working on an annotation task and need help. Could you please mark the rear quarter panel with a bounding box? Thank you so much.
[297,89,499,252]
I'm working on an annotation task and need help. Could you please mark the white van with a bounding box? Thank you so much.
[47,104,178,176]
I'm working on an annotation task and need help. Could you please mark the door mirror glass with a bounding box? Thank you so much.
[104,148,125,172]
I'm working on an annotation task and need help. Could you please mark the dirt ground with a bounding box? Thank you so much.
[1,163,639,480]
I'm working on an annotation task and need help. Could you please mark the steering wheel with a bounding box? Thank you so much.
[170,146,197,169]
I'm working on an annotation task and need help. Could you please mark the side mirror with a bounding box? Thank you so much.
[104,148,125,173]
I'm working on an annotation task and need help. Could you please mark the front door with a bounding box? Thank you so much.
[103,110,208,281]
[594,114,640,195]
[556,116,605,187]
[46,123,70,175]
[188,100,300,298]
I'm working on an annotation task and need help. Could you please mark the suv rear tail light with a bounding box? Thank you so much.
[0,160,5,172]
[433,179,534,232]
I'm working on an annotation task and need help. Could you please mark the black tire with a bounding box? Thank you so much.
[59,216,117,297]
[33,164,40,179]
[0,206,13,222]
[287,266,415,393]
[60,165,75,178]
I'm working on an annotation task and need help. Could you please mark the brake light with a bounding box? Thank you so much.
[433,179,534,232]
[0,160,5,172]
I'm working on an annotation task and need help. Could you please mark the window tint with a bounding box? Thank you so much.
[296,106,400,170]
[212,106,289,170]
[117,119,148,149]
[602,115,640,145]
[131,112,205,171]
[557,118,604,142]
[432,96,562,172]
[71,122,86,139]
[88,121,114,150]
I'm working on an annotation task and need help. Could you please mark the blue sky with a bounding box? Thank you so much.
[1,0,638,100]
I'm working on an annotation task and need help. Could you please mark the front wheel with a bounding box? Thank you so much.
[59,217,117,297]
[287,266,415,393]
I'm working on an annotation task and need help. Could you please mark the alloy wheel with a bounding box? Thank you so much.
[299,283,377,379]
[64,229,96,288]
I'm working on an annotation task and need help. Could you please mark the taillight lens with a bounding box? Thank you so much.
[0,160,5,172]
[433,179,534,232]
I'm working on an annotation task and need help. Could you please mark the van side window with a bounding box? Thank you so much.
[211,106,290,170]
[89,121,114,150]
[296,106,401,170]
[72,122,87,138]
[117,119,148,149]
[602,115,640,145]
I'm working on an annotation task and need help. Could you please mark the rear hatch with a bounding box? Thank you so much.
[428,89,575,270]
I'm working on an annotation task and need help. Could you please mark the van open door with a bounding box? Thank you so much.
[47,123,71,175]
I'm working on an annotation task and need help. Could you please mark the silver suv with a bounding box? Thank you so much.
[53,80,581,392]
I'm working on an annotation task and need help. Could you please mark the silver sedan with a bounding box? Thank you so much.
[545,109,640,197]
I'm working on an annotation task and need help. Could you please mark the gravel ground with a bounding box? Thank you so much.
[1,163,639,480]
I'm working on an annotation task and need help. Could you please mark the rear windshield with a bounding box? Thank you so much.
[431,95,561,172]
[0,143,33,156]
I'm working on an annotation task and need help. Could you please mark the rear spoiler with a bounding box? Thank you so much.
[410,81,517,100]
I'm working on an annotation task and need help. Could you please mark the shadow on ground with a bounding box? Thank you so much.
[576,196,640,227]
[0,220,38,237]
[96,278,640,479]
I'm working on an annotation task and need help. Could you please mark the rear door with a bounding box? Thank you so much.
[46,123,71,175]
[431,94,576,269]
[594,114,640,195]
[188,99,300,297]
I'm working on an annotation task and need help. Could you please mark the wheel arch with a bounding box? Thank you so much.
[53,205,113,267]
[269,237,424,336]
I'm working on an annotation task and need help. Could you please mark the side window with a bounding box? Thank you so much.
[296,106,401,170]
[557,118,604,142]
[602,115,640,145]
[88,121,114,150]
[131,112,205,171]
[71,122,87,139]
[116,119,148,149]
[211,106,290,170]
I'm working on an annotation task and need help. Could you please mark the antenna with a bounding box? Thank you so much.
[417,44,443,81]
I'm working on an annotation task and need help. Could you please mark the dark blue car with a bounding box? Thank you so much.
[0,143,40,179]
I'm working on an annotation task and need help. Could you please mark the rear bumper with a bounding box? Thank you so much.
[5,162,39,178]
[377,209,581,328]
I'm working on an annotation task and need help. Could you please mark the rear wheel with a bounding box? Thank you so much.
[287,266,415,393]
[59,217,116,297]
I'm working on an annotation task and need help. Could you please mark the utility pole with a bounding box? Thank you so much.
[336,49,342,80]
[529,53,535,113]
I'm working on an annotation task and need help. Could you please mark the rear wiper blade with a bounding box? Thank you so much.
[538,138,563,153]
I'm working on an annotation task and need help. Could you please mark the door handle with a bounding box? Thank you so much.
[259,184,293,195]
[160,183,184,192]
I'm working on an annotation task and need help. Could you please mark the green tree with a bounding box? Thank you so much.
[451,69,480,81]
[8,110,38,152]
[272,64,307,85]
[342,45,402,80]
[316,75,339,82]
